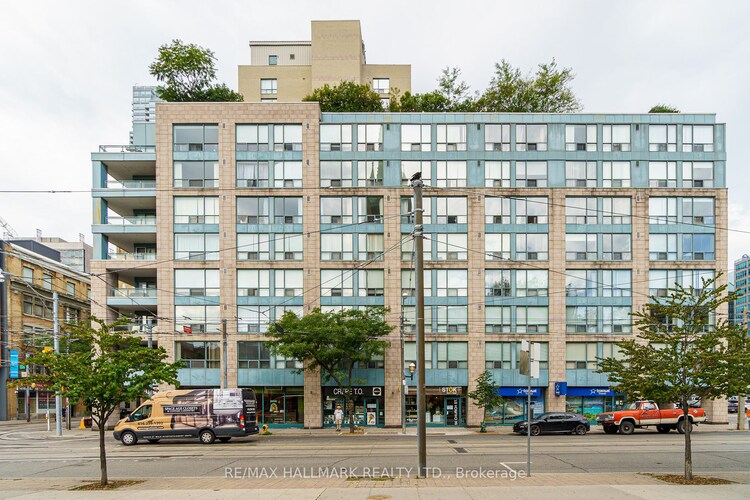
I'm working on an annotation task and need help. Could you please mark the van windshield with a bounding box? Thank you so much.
[130,405,152,421]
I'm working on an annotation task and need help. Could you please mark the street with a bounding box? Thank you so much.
[1,425,749,480]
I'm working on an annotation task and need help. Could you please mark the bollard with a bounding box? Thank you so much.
[46,410,50,431]
[79,418,86,430]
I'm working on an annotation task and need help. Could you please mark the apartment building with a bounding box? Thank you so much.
[238,20,411,106]
[734,255,750,326]
[91,99,728,428]
[0,240,91,420]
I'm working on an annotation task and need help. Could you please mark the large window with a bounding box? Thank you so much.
[273,197,303,224]
[260,79,277,95]
[436,342,468,369]
[237,270,271,297]
[682,198,715,224]
[320,161,353,187]
[175,306,221,334]
[372,78,390,95]
[682,234,715,260]
[485,307,511,333]
[486,342,549,369]
[238,341,271,368]
[485,197,511,224]
[357,161,384,187]
[237,161,269,188]
[275,270,303,297]
[516,270,548,296]
[435,161,466,187]
[357,234,385,261]
[236,125,269,152]
[175,233,219,261]
[566,198,597,224]
[358,270,384,297]
[357,124,383,151]
[649,161,677,188]
[401,124,431,151]
[603,234,631,261]
[320,124,353,152]
[401,161,431,187]
[435,306,468,333]
[23,267,34,284]
[682,162,714,188]
[435,197,467,224]
[320,197,353,224]
[516,307,548,333]
[516,234,548,261]
[649,234,678,261]
[176,341,220,368]
[485,233,511,261]
[485,161,510,187]
[649,198,678,224]
[566,234,597,261]
[237,197,270,224]
[515,197,548,224]
[435,233,468,261]
[173,125,218,152]
[174,197,219,224]
[602,198,631,224]
[273,125,302,152]
[566,343,624,370]
[649,124,677,152]
[273,161,302,188]
[435,270,468,297]
[237,233,271,261]
[485,270,511,297]
[321,234,353,261]
[516,124,547,151]
[567,306,598,333]
[602,161,630,187]
[602,125,631,152]
[565,124,597,151]
[175,269,219,297]
[358,197,384,223]
[174,161,218,188]
[274,234,303,260]
[485,124,510,152]
[682,125,714,152]
[516,161,547,187]
[566,161,597,187]
[436,124,467,151]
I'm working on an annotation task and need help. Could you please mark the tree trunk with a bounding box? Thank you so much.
[683,402,692,480]
[348,372,355,434]
[97,412,108,486]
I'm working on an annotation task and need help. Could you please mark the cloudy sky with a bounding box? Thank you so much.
[1,0,749,271]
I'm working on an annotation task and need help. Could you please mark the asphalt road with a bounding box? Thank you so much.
[1,428,749,480]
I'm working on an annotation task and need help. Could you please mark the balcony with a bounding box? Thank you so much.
[107,216,156,225]
[107,287,157,308]
[107,179,156,189]
[108,251,157,261]
[98,145,156,153]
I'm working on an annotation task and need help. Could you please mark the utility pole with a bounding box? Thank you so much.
[53,292,62,436]
[0,242,9,421]
[221,319,228,389]
[739,310,748,431]
[143,316,154,397]
[400,294,407,434]
[411,173,427,478]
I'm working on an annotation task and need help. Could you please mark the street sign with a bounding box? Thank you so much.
[9,350,19,379]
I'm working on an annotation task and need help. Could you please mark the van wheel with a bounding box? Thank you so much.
[121,431,138,446]
[199,429,216,444]
[147,439,160,443]
[218,437,231,443]
[619,421,635,435]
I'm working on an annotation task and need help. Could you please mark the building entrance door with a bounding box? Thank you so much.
[444,397,462,426]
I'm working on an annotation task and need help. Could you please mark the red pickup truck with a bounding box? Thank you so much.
[596,400,706,435]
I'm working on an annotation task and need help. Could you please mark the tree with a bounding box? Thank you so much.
[303,81,384,112]
[467,370,503,432]
[149,39,243,102]
[649,104,680,113]
[598,275,750,480]
[267,307,392,433]
[23,318,181,486]
[475,59,582,112]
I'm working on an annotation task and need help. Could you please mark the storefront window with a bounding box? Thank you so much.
[322,387,384,427]
[486,394,545,425]
[250,386,304,426]
[405,388,466,426]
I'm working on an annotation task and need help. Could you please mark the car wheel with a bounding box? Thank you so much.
[574,424,587,435]
[530,425,541,436]
[619,421,635,435]
[656,425,671,434]
[121,431,138,446]
[677,419,692,434]
[218,437,231,443]
[147,439,160,443]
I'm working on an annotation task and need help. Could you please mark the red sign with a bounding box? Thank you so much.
[183,325,192,335]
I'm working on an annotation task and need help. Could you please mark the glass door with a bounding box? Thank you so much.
[445,397,460,426]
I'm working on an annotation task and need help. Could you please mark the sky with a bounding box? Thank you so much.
[1,0,749,272]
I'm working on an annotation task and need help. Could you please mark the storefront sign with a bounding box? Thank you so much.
[440,386,462,395]
[567,387,614,397]
[328,387,384,398]
[554,382,567,396]
[9,350,19,379]
[495,387,542,397]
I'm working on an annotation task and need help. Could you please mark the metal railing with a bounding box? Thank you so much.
[106,180,156,189]
[109,287,157,298]
[105,216,156,225]
[107,252,157,261]
[98,145,156,153]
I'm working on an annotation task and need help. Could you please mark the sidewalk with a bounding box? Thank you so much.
[0,472,748,499]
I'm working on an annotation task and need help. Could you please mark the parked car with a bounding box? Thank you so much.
[596,400,706,434]
[728,397,739,413]
[513,412,590,436]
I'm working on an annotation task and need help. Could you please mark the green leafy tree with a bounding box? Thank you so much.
[598,275,750,480]
[267,307,392,433]
[149,39,243,102]
[649,104,680,113]
[22,318,181,486]
[395,90,452,112]
[303,81,384,112]
[475,59,582,112]
[467,370,503,432]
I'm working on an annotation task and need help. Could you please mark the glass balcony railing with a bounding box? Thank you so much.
[106,180,156,189]
[98,145,156,153]
[107,252,157,261]
[106,216,156,225]
[109,287,157,298]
